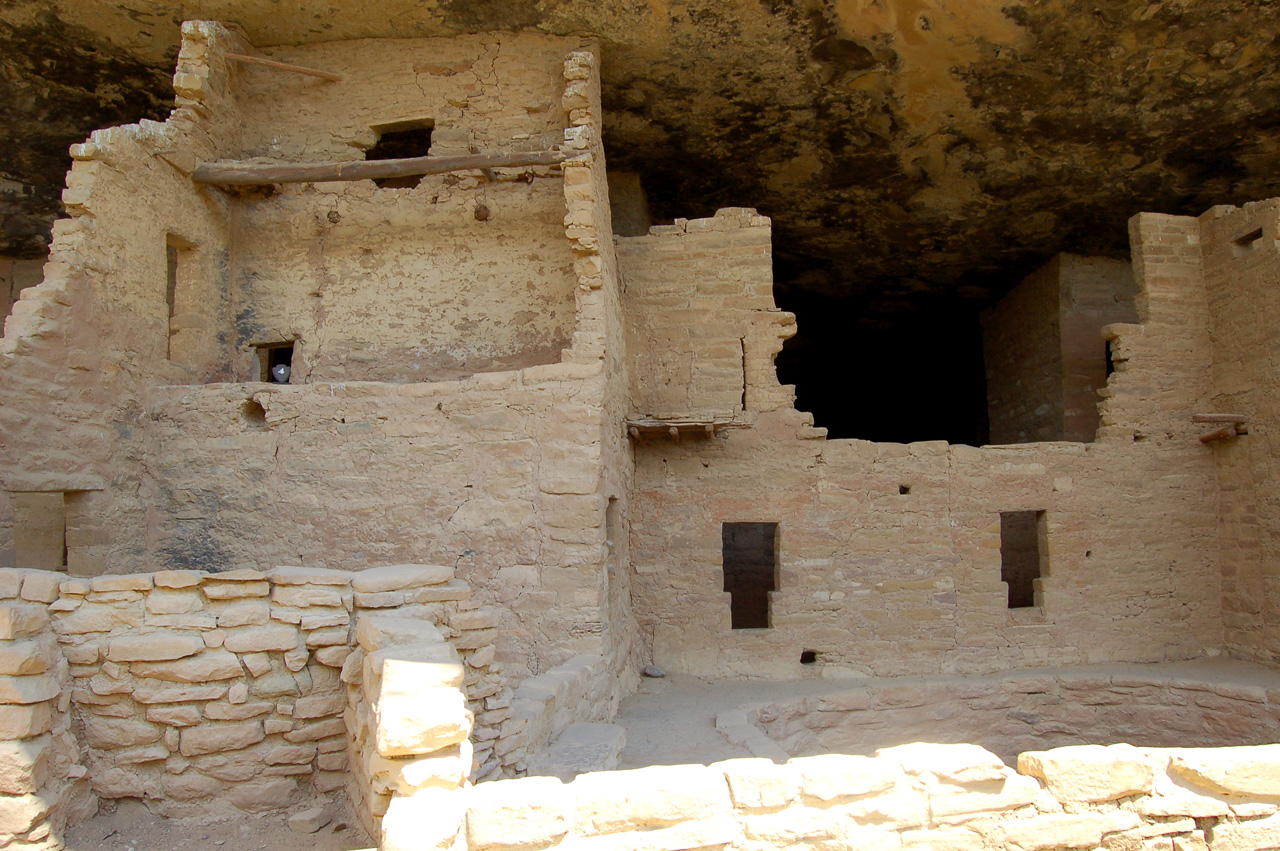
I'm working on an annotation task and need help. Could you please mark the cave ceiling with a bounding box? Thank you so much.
[4,0,1280,312]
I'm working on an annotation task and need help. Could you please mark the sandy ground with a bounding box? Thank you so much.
[64,795,373,851]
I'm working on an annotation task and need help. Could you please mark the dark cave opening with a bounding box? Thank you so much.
[774,294,991,446]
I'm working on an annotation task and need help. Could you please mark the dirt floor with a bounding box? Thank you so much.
[64,795,373,851]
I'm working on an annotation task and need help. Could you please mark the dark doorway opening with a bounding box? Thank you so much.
[775,294,989,445]
[722,522,778,629]
[1000,510,1044,609]
[367,121,434,189]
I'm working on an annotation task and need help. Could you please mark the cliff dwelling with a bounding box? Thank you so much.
[4,5,1280,851]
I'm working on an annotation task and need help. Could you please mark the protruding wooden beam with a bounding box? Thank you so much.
[1200,426,1239,444]
[224,53,344,82]
[192,150,568,186]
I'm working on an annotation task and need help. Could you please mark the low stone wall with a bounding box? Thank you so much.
[740,668,1280,763]
[505,654,619,776]
[0,571,94,851]
[0,563,505,844]
[383,740,1280,851]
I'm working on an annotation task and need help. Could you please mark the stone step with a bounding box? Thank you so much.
[525,722,626,781]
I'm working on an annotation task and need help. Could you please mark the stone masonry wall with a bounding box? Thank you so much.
[1059,255,1138,442]
[620,209,791,420]
[629,210,1222,680]
[0,563,504,839]
[1201,200,1280,666]
[983,257,1064,445]
[0,572,94,851]
[382,735,1280,851]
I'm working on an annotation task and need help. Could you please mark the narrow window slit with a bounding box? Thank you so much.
[722,522,778,629]
[257,343,294,383]
[367,120,434,189]
[1000,510,1045,609]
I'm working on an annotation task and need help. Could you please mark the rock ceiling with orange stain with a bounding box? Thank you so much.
[4,0,1280,311]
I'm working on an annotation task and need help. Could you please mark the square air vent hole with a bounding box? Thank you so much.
[800,650,818,664]
[899,484,911,495]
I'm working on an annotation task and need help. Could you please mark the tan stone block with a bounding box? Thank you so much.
[293,692,344,719]
[0,641,47,675]
[571,764,732,835]
[146,590,204,615]
[880,742,1009,785]
[194,749,266,782]
[0,702,53,738]
[106,631,204,662]
[284,645,309,671]
[223,624,300,653]
[90,574,153,592]
[314,645,351,667]
[204,581,270,600]
[114,743,169,765]
[179,720,265,756]
[131,649,244,682]
[163,770,224,801]
[269,566,351,586]
[212,569,267,582]
[146,704,202,726]
[53,602,140,635]
[464,776,568,850]
[796,753,902,802]
[0,790,55,834]
[305,626,348,648]
[901,827,984,851]
[982,811,1141,851]
[412,579,472,603]
[154,571,203,589]
[377,686,470,757]
[264,743,316,765]
[0,604,49,639]
[92,767,145,798]
[0,733,49,794]
[1019,744,1155,802]
[0,571,20,600]
[370,643,464,701]
[284,717,346,742]
[1171,745,1280,797]
[300,612,349,630]
[20,572,61,604]
[242,652,272,676]
[930,774,1040,823]
[82,715,163,749]
[355,614,445,651]
[351,564,453,594]
[272,585,345,608]
[222,776,302,813]
[715,758,800,809]
[216,601,270,627]
[133,683,227,704]
[383,788,465,851]
[0,674,59,705]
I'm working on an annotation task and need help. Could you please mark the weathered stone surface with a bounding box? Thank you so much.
[131,649,244,682]
[271,566,351,586]
[571,764,733,835]
[179,720,266,756]
[376,687,471,757]
[0,641,47,676]
[383,788,465,851]
[355,615,445,652]
[0,790,55,834]
[106,632,205,662]
[797,753,902,802]
[1018,744,1155,802]
[223,624,300,653]
[351,564,453,594]
[716,758,800,809]
[1208,814,1280,851]
[0,605,49,640]
[133,683,227,704]
[289,807,331,833]
[0,733,49,794]
[0,702,53,739]
[0,674,59,705]
[464,776,568,850]
[880,743,1009,785]
[82,715,163,749]
[1171,746,1280,798]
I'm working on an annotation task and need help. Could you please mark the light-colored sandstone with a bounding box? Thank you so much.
[1018,744,1156,801]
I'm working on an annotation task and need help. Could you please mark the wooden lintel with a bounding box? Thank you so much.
[224,53,344,82]
[192,150,569,186]
[1199,426,1238,444]
[1192,413,1248,424]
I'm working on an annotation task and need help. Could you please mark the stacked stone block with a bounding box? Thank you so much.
[338,564,505,837]
[506,654,618,776]
[0,563,505,830]
[383,740,1280,851]
[0,571,93,850]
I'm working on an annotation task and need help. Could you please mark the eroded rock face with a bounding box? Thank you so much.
[5,0,1280,305]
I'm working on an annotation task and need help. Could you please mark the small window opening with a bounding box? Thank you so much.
[1104,339,1115,378]
[1000,510,1045,609]
[899,484,911,495]
[367,121,434,189]
[605,497,620,551]
[257,343,294,383]
[722,522,778,629]
[11,492,67,571]
[165,235,195,359]
[800,650,818,664]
